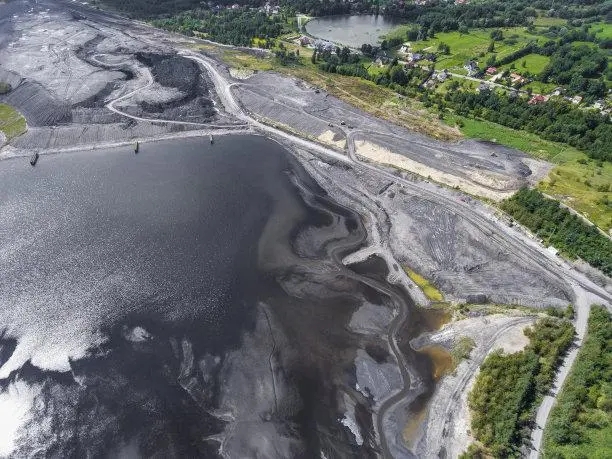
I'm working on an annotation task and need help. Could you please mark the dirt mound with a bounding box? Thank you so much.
[1,80,71,126]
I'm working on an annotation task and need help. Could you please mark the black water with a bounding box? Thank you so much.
[0,135,435,458]
[0,136,306,456]
[0,136,281,352]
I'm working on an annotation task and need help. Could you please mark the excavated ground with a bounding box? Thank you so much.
[233,72,551,200]
[0,0,238,155]
[1,2,606,459]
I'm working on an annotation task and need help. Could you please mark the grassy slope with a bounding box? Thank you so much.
[0,103,26,140]
[444,115,612,231]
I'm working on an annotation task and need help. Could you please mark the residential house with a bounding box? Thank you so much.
[477,82,491,92]
[510,73,526,85]
[436,69,449,82]
[315,40,334,52]
[571,95,583,105]
[550,87,564,97]
[485,66,497,75]
[423,78,437,89]
[528,94,547,105]
[593,99,605,110]
[464,60,478,76]
[299,36,311,46]
[375,56,391,67]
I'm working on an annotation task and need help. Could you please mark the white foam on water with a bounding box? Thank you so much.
[0,326,107,379]
[0,380,40,456]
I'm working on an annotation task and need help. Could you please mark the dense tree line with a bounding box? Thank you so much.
[468,318,575,457]
[543,305,611,457]
[99,0,609,24]
[151,8,289,47]
[443,90,611,161]
[501,188,612,275]
[539,44,608,97]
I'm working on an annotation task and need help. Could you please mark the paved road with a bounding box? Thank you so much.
[528,286,602,458]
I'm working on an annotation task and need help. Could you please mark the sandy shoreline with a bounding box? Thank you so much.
[354,139,516,201]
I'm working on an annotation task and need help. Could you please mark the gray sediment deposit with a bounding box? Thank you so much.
[2,2,608,458]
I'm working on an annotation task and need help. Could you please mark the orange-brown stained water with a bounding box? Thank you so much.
[418,344,455,380]
[401,305,454,447]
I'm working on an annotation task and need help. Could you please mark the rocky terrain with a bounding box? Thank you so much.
[0,0,244,156]
[0,1,610,458]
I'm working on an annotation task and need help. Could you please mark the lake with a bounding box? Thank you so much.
[0,135,440,458]
[0,134,436,458]
[305,14,403,48]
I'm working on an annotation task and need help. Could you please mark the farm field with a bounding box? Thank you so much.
[499,53,549,75]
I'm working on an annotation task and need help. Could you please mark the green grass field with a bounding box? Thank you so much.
[402,27,542,71]
[0,103,26,140]
[532,16,567,27]
[540,160,612,231]
[444,114,612,231]
[589,21,612,40]
[523,80,557,95]
[501,53,549,75]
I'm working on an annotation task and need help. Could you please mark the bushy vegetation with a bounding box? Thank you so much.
[151,8,289,47]
[500,188,612,275]
[0,103,27,140]
[451,336,476,368]
[0,82,11,94]
[469,318,575,457]
[543,306,612,458]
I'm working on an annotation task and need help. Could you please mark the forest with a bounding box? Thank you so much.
[468,318,575,457]
[500,189,612,275]
[151,9,289,47]
[543,305,611,458]
[98,0,610,23]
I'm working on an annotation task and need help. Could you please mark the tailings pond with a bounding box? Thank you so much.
[0,135,438,458]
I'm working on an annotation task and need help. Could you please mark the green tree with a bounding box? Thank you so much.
[390,65,408,86]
